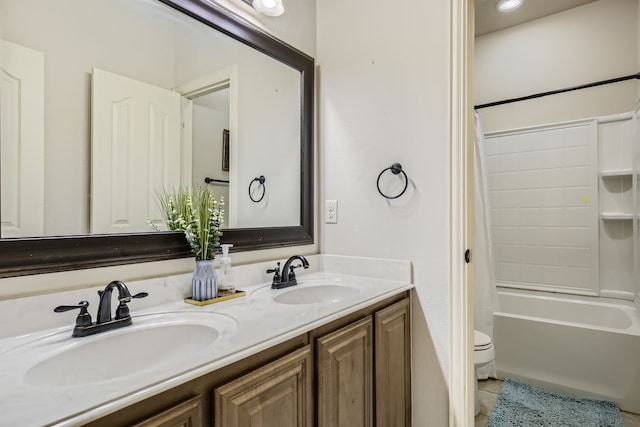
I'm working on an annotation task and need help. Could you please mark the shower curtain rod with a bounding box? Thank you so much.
[474,72,640,110]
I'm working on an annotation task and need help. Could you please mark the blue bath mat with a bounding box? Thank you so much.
[488,378,624,427]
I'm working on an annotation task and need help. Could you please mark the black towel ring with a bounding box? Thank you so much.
[376,163,408,199]
[248,175,266,203]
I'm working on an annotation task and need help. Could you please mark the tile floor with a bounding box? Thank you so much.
[475,378,640,427]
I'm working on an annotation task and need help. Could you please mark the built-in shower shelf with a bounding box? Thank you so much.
[600,169,632,178]
[601,212,633,220]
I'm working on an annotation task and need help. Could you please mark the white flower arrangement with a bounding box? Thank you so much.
[151,186,224,261]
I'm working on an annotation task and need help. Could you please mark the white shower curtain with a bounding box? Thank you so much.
[474,111,499,379]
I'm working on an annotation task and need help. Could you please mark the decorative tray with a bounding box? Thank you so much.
[184,290,245,306]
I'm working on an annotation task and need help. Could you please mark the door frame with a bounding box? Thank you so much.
[175,65,239,227]
[449,0,474,425]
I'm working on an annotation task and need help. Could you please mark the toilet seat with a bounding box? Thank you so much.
[474,330,495,366]
[474,330,493,351]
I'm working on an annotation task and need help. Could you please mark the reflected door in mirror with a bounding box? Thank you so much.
[91,68,182,234]
[0,40,45,238]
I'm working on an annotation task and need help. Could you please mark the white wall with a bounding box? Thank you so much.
[475,0,639,133]
[317,0,451,424]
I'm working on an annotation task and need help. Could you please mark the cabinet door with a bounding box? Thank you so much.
[317,316,373,427]
[375,298,411,427]
[214,345,313,427]
[131,395,202,427]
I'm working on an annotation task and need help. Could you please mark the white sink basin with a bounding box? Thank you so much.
[21,311,236,386]
[273,284,360,305]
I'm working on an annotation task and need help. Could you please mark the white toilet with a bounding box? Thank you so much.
[474,330,495,416]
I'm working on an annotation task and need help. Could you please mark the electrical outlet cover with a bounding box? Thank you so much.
[325,200,338,224]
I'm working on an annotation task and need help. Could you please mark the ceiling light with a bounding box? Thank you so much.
[252,0,284,16]
[496,0,523,12]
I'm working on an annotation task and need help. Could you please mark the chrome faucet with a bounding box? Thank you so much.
[54,280,148,337]
[267,255,309,289]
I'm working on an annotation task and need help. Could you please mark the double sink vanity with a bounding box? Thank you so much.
[0,255,413,426]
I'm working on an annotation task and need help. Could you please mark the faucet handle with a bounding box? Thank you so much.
[266,262,281,284]
[115,292,148,319]
[287,263,305,280]
[54,300,89,312]
[54,300,92,327]
[266,262,281,276]
[120,292,149,303]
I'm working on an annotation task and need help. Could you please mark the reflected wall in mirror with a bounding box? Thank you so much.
[0,0,301,237]
[0,0,314,277]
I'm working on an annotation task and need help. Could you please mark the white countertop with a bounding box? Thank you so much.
[0,255,412,427]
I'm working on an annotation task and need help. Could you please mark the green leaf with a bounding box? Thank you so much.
[150,185,224,260]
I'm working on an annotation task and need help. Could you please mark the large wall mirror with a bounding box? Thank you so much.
[0,0,314,277]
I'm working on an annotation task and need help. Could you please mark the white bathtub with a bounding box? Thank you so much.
[493,288,640,414]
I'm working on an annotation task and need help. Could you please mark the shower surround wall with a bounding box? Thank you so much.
[484,120,600,296]
[485,114,638,299]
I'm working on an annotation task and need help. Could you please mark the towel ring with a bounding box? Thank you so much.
[248,175,266,203]
[376,163,408,199]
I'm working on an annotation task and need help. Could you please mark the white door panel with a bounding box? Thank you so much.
[91,68,181,233]
[0,40,44,238]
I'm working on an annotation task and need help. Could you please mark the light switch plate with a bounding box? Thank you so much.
[325,200,338,224]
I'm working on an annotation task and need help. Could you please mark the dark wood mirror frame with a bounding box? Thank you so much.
[0,0,314,278]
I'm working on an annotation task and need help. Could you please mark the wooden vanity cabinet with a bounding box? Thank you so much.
[84,292,410,427]
[213,345,313,427]
[314,296,411,427]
